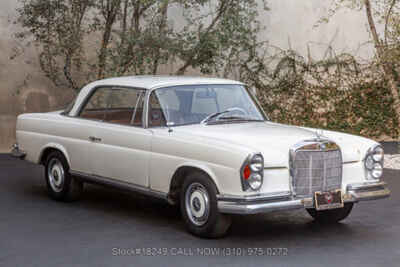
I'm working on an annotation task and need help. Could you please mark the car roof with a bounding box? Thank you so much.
[69,75,244,116]
[88,75,244,90]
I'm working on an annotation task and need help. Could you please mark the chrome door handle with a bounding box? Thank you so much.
[89,136,102,142]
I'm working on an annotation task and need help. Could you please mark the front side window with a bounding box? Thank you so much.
[79,87,145,126]
[148,91,167,127]
[149,84,266,127]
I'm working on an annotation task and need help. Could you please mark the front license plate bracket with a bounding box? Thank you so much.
[314,190,344,210]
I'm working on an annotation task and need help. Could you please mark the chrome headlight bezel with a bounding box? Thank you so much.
[240,153,264,191]
[364,145,384,180]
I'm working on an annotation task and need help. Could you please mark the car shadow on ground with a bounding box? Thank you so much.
[3,154,390,245]
[22,175,358,242]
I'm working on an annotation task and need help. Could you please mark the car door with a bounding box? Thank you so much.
[71,87,112,175]
[79,86,152,187]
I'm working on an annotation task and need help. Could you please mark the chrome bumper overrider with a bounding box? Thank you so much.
[344,181,391,202]
[10,143,26,159]
[217,181,390,215]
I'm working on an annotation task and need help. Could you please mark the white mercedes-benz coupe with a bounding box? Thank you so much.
[12,76,390,238]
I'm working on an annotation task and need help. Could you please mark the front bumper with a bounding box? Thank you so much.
[217,181,390,215]
[10,143,26,159]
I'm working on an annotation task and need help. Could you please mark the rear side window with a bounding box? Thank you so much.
[107,88,145,126]
[80,87,112,121]
[79,87,145,127]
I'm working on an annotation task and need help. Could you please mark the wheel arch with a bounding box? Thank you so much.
[39,143,71,166]
[168,163,220,205]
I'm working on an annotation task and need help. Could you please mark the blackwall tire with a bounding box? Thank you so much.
[180,172,232,238]
[44,151,83,202]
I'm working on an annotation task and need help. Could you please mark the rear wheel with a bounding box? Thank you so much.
[180,172,231,238]
[307,203,353,223]
[45,151,83,201]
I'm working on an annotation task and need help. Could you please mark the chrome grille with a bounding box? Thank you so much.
[291,145,342,198]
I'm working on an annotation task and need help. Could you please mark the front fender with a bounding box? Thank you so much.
[174,161,221,190]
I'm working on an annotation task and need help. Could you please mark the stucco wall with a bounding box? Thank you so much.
[262,0,374,59]
[0,0,376,151]
[0,0,75,151]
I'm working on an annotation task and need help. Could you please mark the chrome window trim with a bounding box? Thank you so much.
[244,85,270,121]
[146,90,171,129]
[144,89,151,128]
[130,90,145,125]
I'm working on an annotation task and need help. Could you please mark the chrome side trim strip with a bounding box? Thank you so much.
[343,160,359,164]
[264,166,287,170]
[70,171,168,201]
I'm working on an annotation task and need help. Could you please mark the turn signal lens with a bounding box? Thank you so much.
[243,165,251,180]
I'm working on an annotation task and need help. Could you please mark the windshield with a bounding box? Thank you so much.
[151,84,267,127]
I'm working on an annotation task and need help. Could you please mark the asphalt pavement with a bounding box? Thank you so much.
[0,154,399,267]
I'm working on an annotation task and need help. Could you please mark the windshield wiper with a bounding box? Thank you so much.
[201,109,234,124]
[217,116,264,122]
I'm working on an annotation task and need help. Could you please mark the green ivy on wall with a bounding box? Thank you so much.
[250,50,399,140]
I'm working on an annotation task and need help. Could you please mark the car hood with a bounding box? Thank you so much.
[175,122,371,167]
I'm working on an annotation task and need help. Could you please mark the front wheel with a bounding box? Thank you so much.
[180,172,231,238]
[307,203,353,224]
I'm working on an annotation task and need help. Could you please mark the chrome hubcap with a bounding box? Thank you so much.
[48,158,65,193]
[185,183,210,226]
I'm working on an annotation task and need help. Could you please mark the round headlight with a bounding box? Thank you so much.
[250,154,264,172]
[365,155,374,170]
[241,153,264,191]
[372,146,384,162]
[248,173,262,190]
[371,163,383,179]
